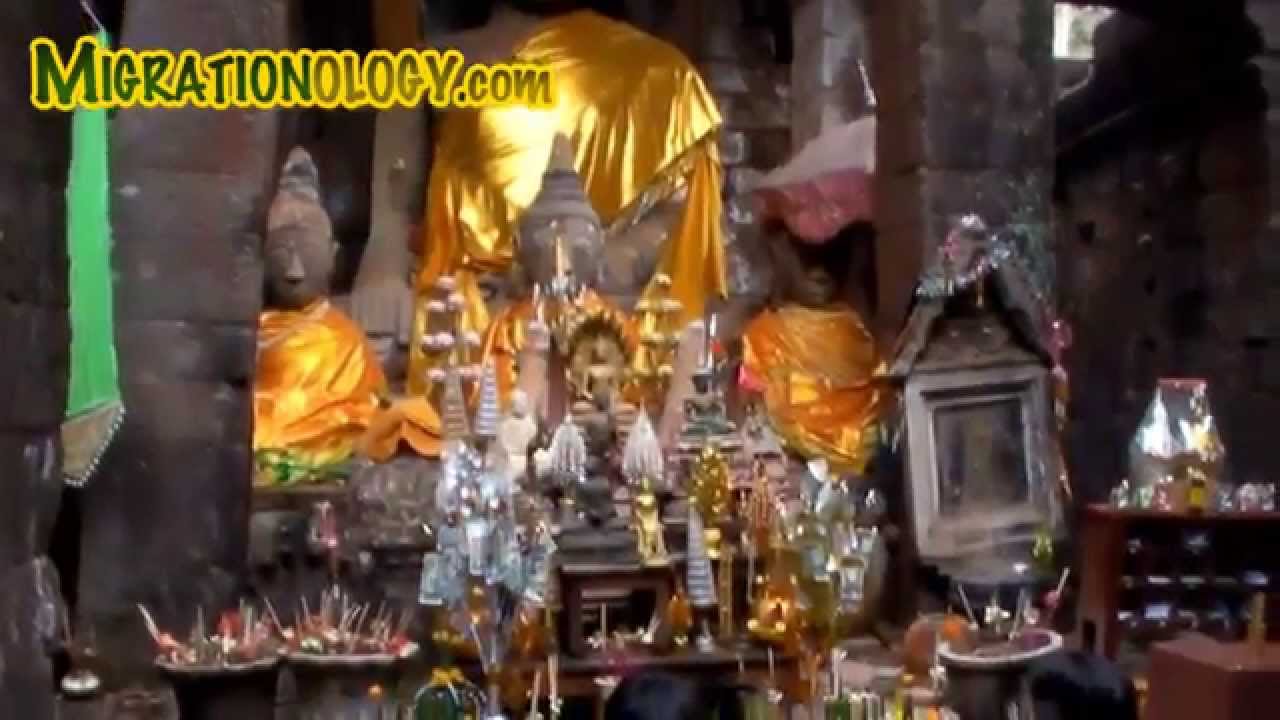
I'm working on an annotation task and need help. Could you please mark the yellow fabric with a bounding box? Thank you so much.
[481,289,637,405]
[742,305,885,474]
[254,301,388,466]
[409,10,725,394]
[360,395,443,461]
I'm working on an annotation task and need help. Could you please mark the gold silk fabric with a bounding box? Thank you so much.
[410,10,726,394]
[742,306,885,474]
[482,289,637,404]
[255,301,388,466]
[360,395,443,461]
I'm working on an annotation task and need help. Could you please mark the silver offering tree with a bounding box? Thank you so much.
[621,410,663,486]
[686,505,718,609]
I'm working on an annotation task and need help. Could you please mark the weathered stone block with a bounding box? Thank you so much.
[702,61,750,94]
[114,322,256,388]
[1198,191,1267,261]
[718,130,748,166]
[747,128,791,169]
[1247,0,1280,52]
[1198,116,1269,188]
[0,305,70,432]
[80,430,251,677]
[110,168,266,325]
[0,179,68,309]
[0,557,63,720]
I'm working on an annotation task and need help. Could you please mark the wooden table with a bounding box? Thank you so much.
[1077,504,1280,658]
[463,646,798,700]
[560,562,674,657]
[1145,633,1280,719]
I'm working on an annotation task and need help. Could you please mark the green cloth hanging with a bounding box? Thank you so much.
[61,29,122,487]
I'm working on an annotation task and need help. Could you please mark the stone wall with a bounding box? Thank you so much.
[791,0,872,149]
[83,0,288,682]
[0,5,79,716]
[1055,6,1279,501]
[679,1,793,332]
[869,0,1056,342]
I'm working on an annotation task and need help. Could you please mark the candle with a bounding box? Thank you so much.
[553,232,568,279]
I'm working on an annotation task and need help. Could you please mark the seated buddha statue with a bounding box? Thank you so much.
[741,234,885,475]
[254,148,393,478]
[480,134,637,413]
[347,2,726,396]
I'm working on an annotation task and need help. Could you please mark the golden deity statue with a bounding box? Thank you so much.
[631,475,669,567]
[742,248,885,473]
[747,520,806,654]
[253,148,392,476]
[690,443,732,559]
[397,9,725,396]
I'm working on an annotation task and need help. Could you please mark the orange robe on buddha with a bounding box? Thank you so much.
[741,305,885,474]
[255,300,443,467]
[255,300,388,466]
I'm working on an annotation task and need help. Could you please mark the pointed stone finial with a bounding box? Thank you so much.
[277,146,321,202]
[268,146,330,237]
[520,134,600,237]
[517,135,604,290]
[548,133,575,173]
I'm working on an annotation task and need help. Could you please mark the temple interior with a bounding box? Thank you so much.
[6,0,1280,718]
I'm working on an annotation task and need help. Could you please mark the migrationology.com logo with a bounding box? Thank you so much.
[30,35,556,111]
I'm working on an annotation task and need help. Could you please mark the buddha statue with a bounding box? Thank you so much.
[478,133,637,414]
[741,234,885,475]
[253,148,390,477]
[495,389,538,489]
[348,3,726,396]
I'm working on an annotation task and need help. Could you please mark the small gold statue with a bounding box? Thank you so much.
[691,443,732,559]
[632,476,670,567]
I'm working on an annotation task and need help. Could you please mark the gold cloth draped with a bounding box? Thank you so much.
[408,10,726,394]
[742,306,885,474]
[360,395,443,461]
[255,301,388,466]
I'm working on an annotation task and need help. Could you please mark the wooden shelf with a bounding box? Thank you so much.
[1078,504,1280,659]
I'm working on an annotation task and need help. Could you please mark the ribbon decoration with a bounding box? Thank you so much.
[62,27,123,487]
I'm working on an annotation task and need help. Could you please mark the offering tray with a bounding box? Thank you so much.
[938,629,1063,719]
[156,654,282,676]
[938,628,1062,668]
[157,655,282,720]
[286,641,419,668]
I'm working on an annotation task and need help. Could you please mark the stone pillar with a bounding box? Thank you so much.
[82,0,287,681]
[0,4,79,716]
[868,0,1055,340]
[790,0,872,149]
[684,0,791,337]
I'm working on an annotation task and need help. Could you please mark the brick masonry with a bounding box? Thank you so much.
[1055,5,1280,500]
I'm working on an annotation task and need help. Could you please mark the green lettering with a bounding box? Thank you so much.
[234,54,249,105]
[112,53,139,104]
[204,53,234,106]
[30,37,98,108]
[171,54,207,104]
[248,55,277,103]
[280,54,310,104]
[141,55,174,103]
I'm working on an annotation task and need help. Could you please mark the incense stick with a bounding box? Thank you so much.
[136,604,162,644]
[956,584,977,626]
[527,667,544,720]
